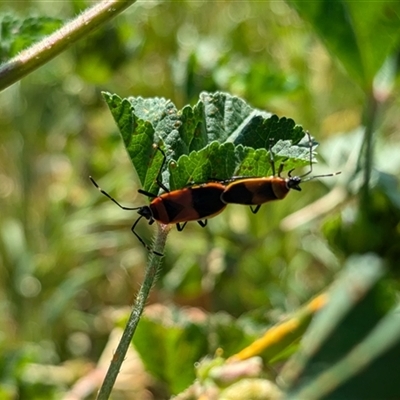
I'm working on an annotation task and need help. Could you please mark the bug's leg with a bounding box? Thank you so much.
[131,215,149,249]
[268,139,276,176]
[91,177,163,256]
[300,132,342,181]
[131,215,163,256]
[197,220,207,228]
[154,146,171,193]
[250,205,261,214]
[302,131,313,177]
[138,189,158,198]
[176,222,187,231]
[278,162,285,178]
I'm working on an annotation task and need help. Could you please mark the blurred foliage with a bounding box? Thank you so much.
[0,13,64,62]
[129,305,257,394]
[287,1,400,89]
[0,0,400,399]
[283,255,400,400]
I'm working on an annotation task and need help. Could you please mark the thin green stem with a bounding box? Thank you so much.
[0,0,135,92]
[361,91,379,206]
[96,223,170,400]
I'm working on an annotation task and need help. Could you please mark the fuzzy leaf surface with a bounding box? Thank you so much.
[103,91,312,193]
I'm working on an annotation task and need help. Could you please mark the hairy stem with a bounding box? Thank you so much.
[361,91,379,205]
[97,223,170,400]
[0,0,135,91]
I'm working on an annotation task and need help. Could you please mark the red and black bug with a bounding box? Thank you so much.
[220,132,341,213]
[90,147,227,255]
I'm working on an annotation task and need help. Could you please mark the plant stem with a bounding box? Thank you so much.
[97,223,170,400]
[0,0,135,92]
[361,91,379,205]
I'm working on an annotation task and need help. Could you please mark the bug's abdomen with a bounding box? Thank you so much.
[222,177,289,205]
[151,183,227,225]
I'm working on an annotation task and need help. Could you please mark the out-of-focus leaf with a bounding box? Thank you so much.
[130,305,258,395]
[230,294,328,365]
[286,1,400,89]
[282,254,400,399]
[0,347,60,399]
[0,14,63,62]
[324,170,400,270]
[131,305,207,394]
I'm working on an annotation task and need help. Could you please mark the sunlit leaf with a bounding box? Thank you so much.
[103,91,312,193]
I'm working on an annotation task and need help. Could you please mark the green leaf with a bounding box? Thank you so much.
[102,92,169,195]
[282,254,400,399]
[131,306,209,394]
[170,142,236,189]
[323,170,400,265]
[286,1,400,89]
[131,306,257,394]
[103,91,312,193]
[0,14,63,62]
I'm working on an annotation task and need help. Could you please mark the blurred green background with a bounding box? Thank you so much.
[1,0,400,398]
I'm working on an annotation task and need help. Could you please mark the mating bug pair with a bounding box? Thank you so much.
[90,133,340,256]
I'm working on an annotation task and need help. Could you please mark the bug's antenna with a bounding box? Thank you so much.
[90,176,163,256]
[298,131,314,179]
[298,131,341,182]
[302,171,342,182]
[282,130,342,190]
[89,177,142,211]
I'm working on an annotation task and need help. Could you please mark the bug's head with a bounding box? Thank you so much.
[137,206,154,223]
[287,176,302,191]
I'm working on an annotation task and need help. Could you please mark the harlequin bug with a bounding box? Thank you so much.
[90,147,227,255]
[220,132,341,213]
